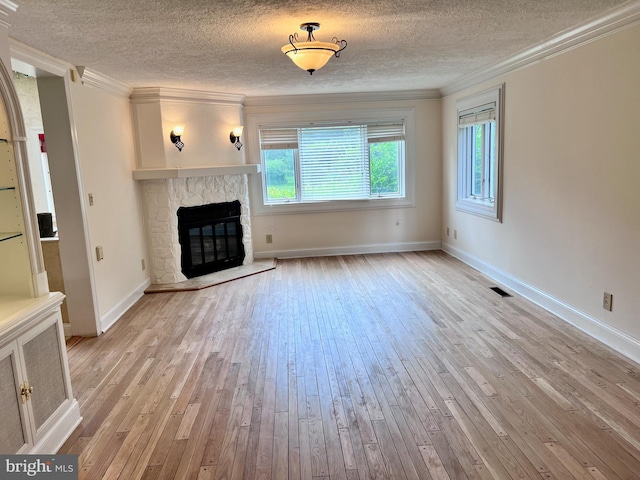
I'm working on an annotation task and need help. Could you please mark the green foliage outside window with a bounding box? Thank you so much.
[370,142,400,195]
[265,149,296,200]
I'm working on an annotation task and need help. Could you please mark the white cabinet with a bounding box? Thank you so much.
[0,294,80,454]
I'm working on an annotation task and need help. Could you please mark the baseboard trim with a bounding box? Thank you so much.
[254,241,441,260]
[30,399,82,454]
[63,322,73,338]
[442,243,640,364]
[100,278,151,333]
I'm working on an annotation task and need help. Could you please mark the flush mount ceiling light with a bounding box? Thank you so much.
[281,22,347,75]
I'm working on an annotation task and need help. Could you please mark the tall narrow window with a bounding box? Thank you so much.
[456,85,504,221]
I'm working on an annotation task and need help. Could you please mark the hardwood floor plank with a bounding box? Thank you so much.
[298,418,313,480]
[340,395,373,480]
[306,395,330,477]
[272,411,289,480]
[419,444,450,480]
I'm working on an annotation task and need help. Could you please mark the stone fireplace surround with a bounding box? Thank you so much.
[134,165,259,285]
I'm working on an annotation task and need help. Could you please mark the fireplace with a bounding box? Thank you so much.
[177,201,245,278]
[135,169,256,285]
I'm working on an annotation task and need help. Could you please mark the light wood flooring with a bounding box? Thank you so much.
[60,251,640,479]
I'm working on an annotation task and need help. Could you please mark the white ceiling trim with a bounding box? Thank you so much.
[441,0,640,96]
[81,69,133,98]
[10,39,69,77]
[0,0,17,28]
[130,87,245,106]
[245,89,441,107]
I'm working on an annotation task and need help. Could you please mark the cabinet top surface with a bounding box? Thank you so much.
[0,293,65,340]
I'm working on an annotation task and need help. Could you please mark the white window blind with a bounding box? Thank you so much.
[458,102,496,127]
[367,123,405,143]
[259,128,298,150]
[299,125,369,201]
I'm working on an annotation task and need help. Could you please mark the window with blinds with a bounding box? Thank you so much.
[456,85,504,222]
[259,121,405,204]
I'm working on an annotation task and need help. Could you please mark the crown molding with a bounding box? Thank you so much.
[130,87,246,106]
[440,0,640,97]
[9,39,69,77]
[245,89,441,107]
[0,0,17,28]
[10,40,132,97]
[81,68,132,98]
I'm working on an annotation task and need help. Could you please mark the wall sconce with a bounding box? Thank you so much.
[230,126,244,151]
[170,126,184,151]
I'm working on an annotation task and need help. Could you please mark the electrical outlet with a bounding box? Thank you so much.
[141,259,146,271]
[446,227,450,236]
[454,229,458,240]
[266,234,273,244]
[603,292,613,311]
[96,245,104,261]
[88,193,94,206]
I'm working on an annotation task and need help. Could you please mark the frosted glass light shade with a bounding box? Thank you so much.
[281,41,340,74]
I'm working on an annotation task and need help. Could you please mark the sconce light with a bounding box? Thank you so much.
[230,126,244,151]
[170,126,184,151]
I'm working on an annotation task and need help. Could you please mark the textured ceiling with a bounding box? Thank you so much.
[7,0,629,97]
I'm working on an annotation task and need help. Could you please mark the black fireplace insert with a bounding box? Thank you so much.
[177,200,245,279]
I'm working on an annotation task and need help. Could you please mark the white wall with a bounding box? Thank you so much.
[246,97,442,256]
[69,82,149,328]
[442,24,640,357]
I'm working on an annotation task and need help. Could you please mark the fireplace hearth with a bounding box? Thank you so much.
[177,200,245,278]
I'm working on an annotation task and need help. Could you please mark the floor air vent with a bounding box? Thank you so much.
[490,287,512,298]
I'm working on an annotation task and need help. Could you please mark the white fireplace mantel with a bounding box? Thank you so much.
[132,164,261,181]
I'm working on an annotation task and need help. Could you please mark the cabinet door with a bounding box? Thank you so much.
[0,341,32,453]
[19,311,70,442]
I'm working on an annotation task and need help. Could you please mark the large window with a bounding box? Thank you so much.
[456,85,504,221]
[259,122,405,205]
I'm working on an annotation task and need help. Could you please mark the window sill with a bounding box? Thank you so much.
[251,196,415,216]
[455,198,501,222]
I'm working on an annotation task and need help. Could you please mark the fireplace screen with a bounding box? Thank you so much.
[177,201,245,278]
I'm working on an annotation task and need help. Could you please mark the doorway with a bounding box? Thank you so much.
[11,55,100,337]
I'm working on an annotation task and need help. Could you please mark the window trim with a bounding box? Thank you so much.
[247,107,416,215]
[456,84,504,222]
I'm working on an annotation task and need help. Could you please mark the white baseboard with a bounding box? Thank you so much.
[442,243,640,365]
[254,241,442,260]
[100,277,151,333]
[63,322,73,338]
[31,399,82,454]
